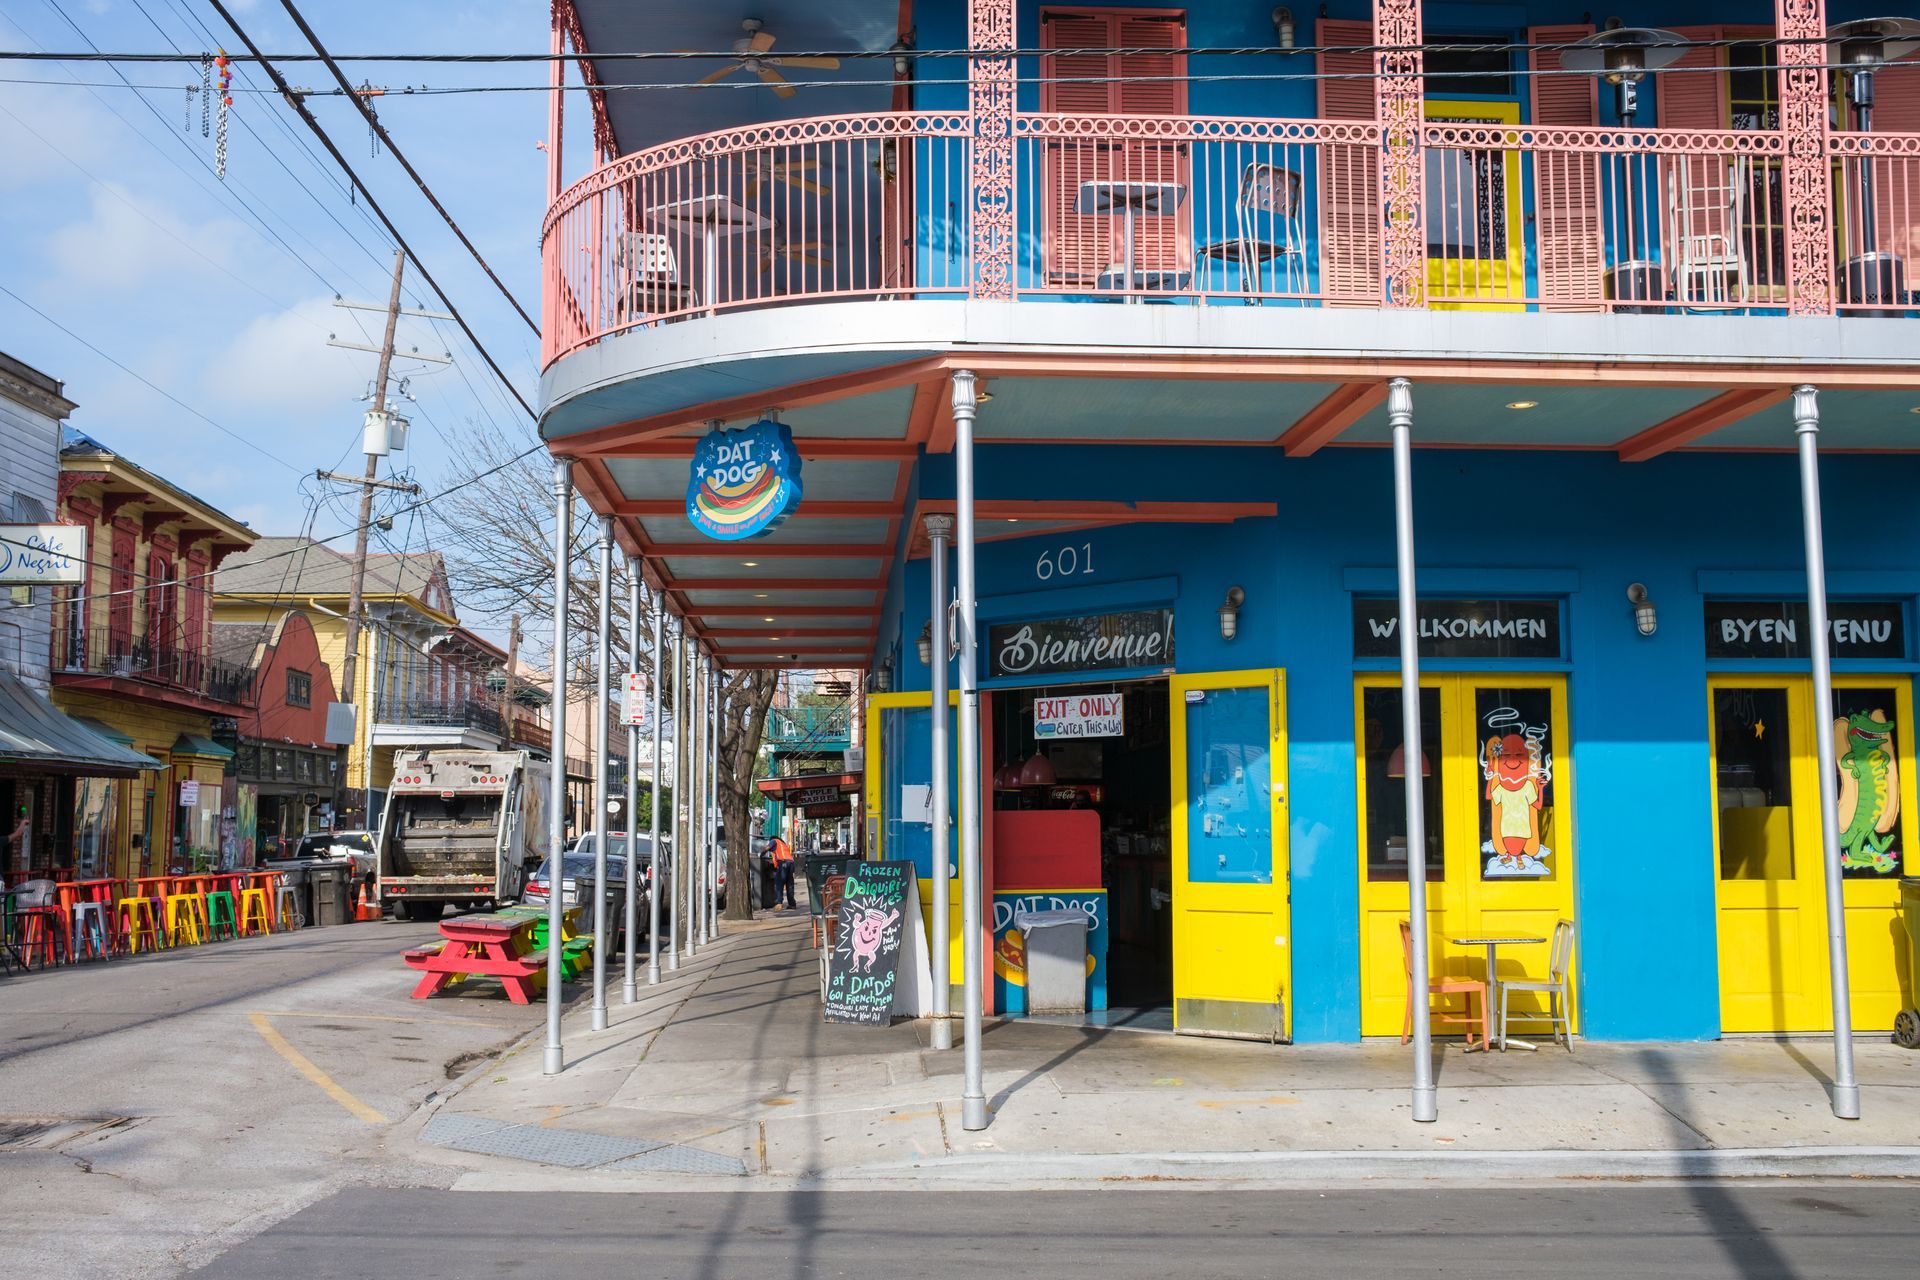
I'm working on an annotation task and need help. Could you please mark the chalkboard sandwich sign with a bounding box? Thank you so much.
[823,860,917,1026]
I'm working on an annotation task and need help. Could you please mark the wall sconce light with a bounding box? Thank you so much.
[1218,586,1246,641]
[1271,6,1295,49]
[874,665,894,692]
[917,620,932,666]
[890,32,914,79]
[1626,582,1658,636]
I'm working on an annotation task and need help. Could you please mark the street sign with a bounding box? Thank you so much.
[0,524,86,584]
[625,672,649,726]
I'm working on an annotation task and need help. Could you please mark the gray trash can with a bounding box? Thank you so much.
[308,863,350,927]
[1018,907,1089,1014]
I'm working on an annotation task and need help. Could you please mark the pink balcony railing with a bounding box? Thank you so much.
[541,109,1920,366]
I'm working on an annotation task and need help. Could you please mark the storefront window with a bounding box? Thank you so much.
[1475,687,1558,882]
[1361,686,1443,882]
[72,777,118,878]
[1832,687,1904,879]
[1715,687,1794,881]
[179,778,222,871]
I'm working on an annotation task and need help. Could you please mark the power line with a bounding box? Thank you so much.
[0,282,304,475]
[206,0,537,424]
[277,0,539,336]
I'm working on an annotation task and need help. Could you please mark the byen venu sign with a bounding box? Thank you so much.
[686,418,802,541]
[1703,599,1907,661]
[989,609,1174,678]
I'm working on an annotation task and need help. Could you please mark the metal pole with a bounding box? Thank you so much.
[707,656,720,939]
[646,588,664,986]
[624,561,642,1004]
[695,653,709,945]
[668,616,685,971]
[951,370,988,1131]
[590,518,613,1032]
[684,640,699,959]
[543,456,574,1076]
[1795,385,1861,1120]
[1389,378,1438,1124]
[925,513,955,1051]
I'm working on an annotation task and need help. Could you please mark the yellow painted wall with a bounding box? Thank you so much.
[49,689,225,879]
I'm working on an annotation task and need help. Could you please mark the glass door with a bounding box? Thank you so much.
[1423,100,1526,310]
[1711,676,1915,1032]
[1356,674,1577,1037]
[1169,668,1290,1040]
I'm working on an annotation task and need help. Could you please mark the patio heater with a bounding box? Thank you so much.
[1562,27,1686,311]
[1828,17,1920,308]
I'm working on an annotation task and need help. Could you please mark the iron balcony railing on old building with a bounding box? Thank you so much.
[539,80,1920,364]
[55,626,253,706]
[373,696,506,738]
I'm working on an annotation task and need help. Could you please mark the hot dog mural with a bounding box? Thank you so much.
[1481,703,1553,878]
[991,892,1108,1015]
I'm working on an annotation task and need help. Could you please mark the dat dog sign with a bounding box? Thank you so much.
[685,417,803,541]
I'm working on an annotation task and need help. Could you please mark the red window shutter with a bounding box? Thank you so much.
[1660,27,1727,129]
[1317,18,1380,303]
[1530,24,1602,309]
[1867,52,1920,260]
[108,526,134,654]
[1661,28,1731,270]
[1040,10,1188,286]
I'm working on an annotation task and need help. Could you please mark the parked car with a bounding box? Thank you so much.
[294,830,376,876]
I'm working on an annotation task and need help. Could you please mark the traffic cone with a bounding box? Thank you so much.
[354,879,382,922]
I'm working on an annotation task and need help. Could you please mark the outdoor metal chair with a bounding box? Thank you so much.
[616,232,698,321]
[1499,918,1576,1052]
[1401,918,1488,1048]
[1198,162,1306,301]
[1668,156,1751,308]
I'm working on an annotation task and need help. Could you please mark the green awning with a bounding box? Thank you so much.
[72,717,137,747]
[0,669,160,775]
[171,733,234,760]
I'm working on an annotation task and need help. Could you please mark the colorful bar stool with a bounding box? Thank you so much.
[164,894,207,946]
[70,901,111,961]
[117,897,164,954]
[273,882,302,932]
[205,891,239,942]
[237,887,271,937]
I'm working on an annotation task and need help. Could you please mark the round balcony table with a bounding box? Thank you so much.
[1450,934,1545,1051]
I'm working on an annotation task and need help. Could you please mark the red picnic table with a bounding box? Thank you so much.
[402,913,543,1004]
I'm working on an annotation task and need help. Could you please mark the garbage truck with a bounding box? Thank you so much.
[375,749,549,920]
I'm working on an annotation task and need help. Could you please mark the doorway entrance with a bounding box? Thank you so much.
[992,678,1173,1021]
[1355,674,1578,1037]
[1710,675,1915,1033]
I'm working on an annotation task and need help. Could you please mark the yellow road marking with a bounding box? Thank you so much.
[248,1011,388,1125]
[1195,1096,1302,1109]
[255,1010,515,1030]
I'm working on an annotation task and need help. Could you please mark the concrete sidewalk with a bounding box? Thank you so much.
[403,913,1920,1188]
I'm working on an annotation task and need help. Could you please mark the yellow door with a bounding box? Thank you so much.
[1423,100,1525,310]
[1169,669,1290,1040]
[1356,674,1578,1037]
[1711,676,1915,1032]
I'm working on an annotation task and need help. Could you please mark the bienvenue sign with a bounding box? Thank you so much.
[1704,600,1907,661]
[1352,598,1563,660]
[989,609,1174,678]
[1033,692,1124,739]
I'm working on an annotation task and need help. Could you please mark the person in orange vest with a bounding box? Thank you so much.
[770,833,796,910]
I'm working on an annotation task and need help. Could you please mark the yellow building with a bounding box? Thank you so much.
[53,431,258,879]
[212,539,520,829]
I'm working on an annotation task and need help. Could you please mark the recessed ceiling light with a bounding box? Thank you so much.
[741,560,759,567]
[1910,406,1920,415]
[1506,400,1539,410]
[763,616,776,622]
[1006,518,1020,524]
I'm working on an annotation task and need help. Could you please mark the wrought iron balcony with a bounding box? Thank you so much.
[373,696,505,737]
[55,626,253,707]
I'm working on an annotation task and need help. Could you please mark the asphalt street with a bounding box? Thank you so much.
[194,1185,1918,1278]
[0,918,571,1279]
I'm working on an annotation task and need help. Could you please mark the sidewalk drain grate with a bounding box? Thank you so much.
[419,1111,755,1172]
[0,1116,128,1150]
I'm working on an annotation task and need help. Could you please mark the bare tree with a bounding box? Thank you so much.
[718,668,780,919]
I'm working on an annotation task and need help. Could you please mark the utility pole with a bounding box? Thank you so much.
[499,614,522,748]
[336,248,407,827]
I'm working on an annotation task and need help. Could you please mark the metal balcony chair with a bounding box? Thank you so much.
[615,232,698,322]
[1668,156,1751,310]
[1498,918,1576,1052]
[1401,918,1488,1048]
[1198,162,1306,302]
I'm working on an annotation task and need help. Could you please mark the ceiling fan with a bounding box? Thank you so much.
[741,154,828,201]
[758,233,831,271]
[691,19,841,101]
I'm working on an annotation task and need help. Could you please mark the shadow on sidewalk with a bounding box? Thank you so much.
[1635,1046,1801,1280]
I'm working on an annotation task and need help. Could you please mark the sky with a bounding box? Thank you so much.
[0,0,580,638]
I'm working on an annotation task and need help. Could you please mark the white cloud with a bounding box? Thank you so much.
[204,295,370,424]
[45,185,249,288]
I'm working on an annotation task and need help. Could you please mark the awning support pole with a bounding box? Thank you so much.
[646,588,665,986]
[543,455,574,1076]
[669,616,686,971]
[591,516,613,1032]
[624,558,644,1004]
[925,513,955,1051]
[706,654,720,942]
[952,370,988,1131]
[684,642,700,958]
[1795,385,1861,1120]
[1390,379,1437,1123]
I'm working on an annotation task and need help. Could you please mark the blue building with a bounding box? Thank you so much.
[537,0,1920,1045]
